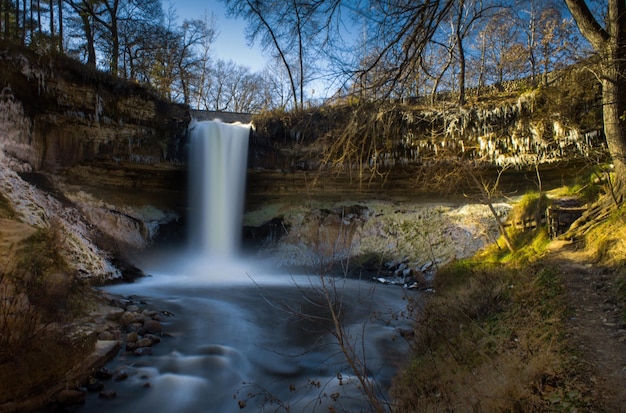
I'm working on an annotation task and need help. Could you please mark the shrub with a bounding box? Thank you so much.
[0,221,93,405]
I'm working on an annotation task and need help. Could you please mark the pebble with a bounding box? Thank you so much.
[134,347,152,356]
[79,295,170,408]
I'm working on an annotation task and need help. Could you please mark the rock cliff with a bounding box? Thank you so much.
[0,47,189,171]
[0,44,189,280]
[0,44,604,280]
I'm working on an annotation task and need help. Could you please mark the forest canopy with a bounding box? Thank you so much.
[0,0,593,112]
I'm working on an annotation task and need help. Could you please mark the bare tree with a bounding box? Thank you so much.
[95,0,120,75]
[118,0,165,80]
[516,0,578,87]
[565,0,626,201]
[449,0,498,105]
[259,60,293,109]
[534,6,577,86]
[226,0,294,109]
[64,0,97,67]
[349,0,456,99]
[188,12,217,110]
[480,8,527,87]
[174,18,212,105]
[64,0,163,75]
[57,0,62,51]
[421,40,455,105]
[224,0,333,110]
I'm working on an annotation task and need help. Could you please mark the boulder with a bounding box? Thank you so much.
[144,319,163,334]
[136,337,153,347]
[126,331,139,343]
[56,389,85,406]
[106,308,125,320]
[113,369,128,381]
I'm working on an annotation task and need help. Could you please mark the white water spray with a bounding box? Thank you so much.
[188,120,250,258]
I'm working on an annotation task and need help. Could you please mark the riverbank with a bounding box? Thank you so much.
[391,199,626,411]
[0,286,173,413]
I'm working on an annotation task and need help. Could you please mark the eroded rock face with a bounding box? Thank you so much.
[0,46,189,171]
[0,160,123,279]
[0,46,190,280]
[244,200,511,275]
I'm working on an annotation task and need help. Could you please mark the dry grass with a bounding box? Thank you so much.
[577,204,626,265]
[391,258,592,412]
[0,222,94,405]
[390,192,602,412]
[0,333,95,404]
[0,193,15,219]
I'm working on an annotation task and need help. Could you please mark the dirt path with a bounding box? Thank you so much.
[545,240,626,411]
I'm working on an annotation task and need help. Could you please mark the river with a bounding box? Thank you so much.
[77,256,417,413]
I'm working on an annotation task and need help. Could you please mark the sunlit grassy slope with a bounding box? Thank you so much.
[392,174,626,412]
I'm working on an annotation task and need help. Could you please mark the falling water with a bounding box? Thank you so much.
[72,118,413,413]
[188,120,250,257]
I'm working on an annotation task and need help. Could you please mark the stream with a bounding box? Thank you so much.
[77,257,417,413]
[73,120,416,412]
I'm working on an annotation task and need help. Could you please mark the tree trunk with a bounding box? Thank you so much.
[21,0,26,44]
[566,0,626,202]
[49,0,53,37]
[294,0,304,109]
[107,0,120,76]
[603,1,626,202]
[455,0,466,106]
[600,51,626,202]
[57,0,62,52]
[457,36,466,105]
[80,12,96,68]
[30,0,34,37]
[15,0,19,43]
[37,0,41,33]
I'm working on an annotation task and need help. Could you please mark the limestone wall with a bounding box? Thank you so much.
[0,46,190,280]
[0,46,189,172]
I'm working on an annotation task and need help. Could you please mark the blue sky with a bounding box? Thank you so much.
[163,0,269,72]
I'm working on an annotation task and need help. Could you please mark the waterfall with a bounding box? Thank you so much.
[188,120,250,258]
